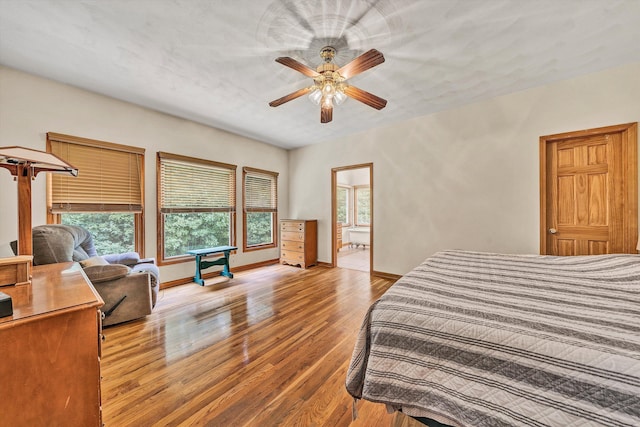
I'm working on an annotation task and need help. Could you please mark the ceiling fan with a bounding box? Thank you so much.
[269,46,387,123]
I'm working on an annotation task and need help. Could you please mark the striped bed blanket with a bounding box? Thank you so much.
[346,250,640,427]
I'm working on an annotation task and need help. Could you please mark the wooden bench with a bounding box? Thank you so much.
[186,245,237,286]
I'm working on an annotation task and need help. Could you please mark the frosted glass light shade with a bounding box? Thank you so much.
[308,89,322,105]
[334,90,346,105]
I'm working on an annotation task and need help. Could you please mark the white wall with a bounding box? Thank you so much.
[0,66,289,283]
[337,168,369,186]
[289,62,640,275]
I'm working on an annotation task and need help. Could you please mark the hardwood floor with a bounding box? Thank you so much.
[100,264,420,426]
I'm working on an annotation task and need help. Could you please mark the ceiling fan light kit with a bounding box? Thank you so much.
[269,46,387,123]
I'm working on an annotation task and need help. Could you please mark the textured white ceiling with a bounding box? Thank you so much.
[1,0,639,149]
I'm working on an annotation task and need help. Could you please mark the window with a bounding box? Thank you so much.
[336,185,350,225]
[46,132,144,254]
[355,186,371,226]
[158,152,236,263]
[243,167,278,251]
[61,213,136,255]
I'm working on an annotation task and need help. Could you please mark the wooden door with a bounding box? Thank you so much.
[540,123,637,255]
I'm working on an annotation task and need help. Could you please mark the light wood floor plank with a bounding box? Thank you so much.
[101,264,423,426]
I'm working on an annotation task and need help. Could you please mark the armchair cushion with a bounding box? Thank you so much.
[79,255,109,268]
[83,264,131,283]
[102,252,141,267]
[32,224,97,265]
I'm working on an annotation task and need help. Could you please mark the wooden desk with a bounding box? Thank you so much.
[187,246,237,286]
[0,262,104,427]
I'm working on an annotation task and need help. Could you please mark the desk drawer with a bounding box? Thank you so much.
[281,231,304,242]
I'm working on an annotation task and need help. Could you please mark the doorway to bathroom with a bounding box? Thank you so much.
[331,163,372,273]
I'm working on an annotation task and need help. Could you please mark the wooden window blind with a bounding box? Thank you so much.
[243,167,278,213]
[159,152,236,213]
[47,132,144,213]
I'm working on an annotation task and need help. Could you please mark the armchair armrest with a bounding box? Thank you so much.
[131,262,159,307]
[83,264,131,284]
[103,251,141,267]
[92,271,152,327]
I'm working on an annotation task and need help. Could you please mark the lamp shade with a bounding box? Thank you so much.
[334,90,347,105]
[0,146,78,258]
[308,88,322,105]
[0,146,78,176]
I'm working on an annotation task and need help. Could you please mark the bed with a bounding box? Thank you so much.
[346,250,640,427]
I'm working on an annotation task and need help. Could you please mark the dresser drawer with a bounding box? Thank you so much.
[281,251,304,264]
[281,231,304,242]
[281,240,305,252]
[281,221,305,232]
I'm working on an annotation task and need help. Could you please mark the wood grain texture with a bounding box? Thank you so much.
[337,49,385,80]
[343,86,387,110]
[269,86,313,107]
[1,263,103,427]
[321,104,333,123]
[275,57,320,78]
[540,122,638,255]
[17,163,33,256]
[101,264,407,426]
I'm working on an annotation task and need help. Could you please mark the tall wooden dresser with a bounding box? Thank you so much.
[0,262,104,427]
[280,219,318,269]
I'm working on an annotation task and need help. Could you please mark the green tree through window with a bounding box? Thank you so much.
[163,212,230,258]
[246,212,273,246]
[61,213,135,255]
[356,187,370,225]
[337,186,349,224]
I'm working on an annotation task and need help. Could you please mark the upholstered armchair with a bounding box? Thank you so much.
[31,224,159,326]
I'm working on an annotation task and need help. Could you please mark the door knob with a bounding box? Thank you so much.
[548,228,557,234]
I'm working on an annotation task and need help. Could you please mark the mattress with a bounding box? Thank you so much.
[346,250,640,427]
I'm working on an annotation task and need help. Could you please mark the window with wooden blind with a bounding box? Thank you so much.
[158,152,236,263]
[243,167,278,251]
[46,132,145,255]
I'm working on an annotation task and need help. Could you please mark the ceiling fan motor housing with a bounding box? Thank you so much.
[319,46,337,62]
[316,62,338,73]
